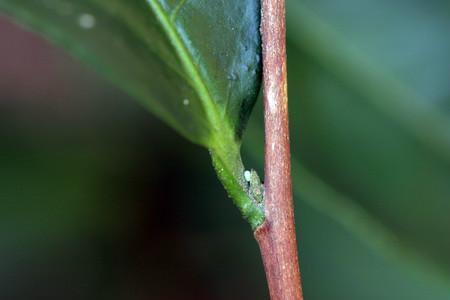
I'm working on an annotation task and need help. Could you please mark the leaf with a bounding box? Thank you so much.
[0,0,264,227]
[283,0,450,275]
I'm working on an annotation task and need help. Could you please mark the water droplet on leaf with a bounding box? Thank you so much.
[78,13,96,29]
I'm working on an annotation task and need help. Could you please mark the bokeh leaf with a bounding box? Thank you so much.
[284,0,450,275]
[0,0,264,227]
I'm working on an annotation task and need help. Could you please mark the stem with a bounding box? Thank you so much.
[209,146,265,229]
[255,0,303,299]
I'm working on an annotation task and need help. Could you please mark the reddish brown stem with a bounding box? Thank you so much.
[254,0,303,299]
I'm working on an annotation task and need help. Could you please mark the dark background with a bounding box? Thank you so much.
[1,0,450,299]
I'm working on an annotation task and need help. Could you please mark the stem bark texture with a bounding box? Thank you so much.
[255,0,304,299]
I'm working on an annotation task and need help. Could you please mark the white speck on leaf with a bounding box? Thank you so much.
[183,98,190,106]
[78,13,96,29]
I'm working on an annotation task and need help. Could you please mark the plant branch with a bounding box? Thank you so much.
[254,0,304,299]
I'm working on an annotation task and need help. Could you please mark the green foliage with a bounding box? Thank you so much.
[0,0,264,227]
[282,0,450,277]
[2,0,450,292]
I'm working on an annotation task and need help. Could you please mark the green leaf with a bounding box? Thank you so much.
[0,0,264,227]
[282,0,450,277]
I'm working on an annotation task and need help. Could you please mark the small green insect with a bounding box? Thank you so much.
[244,169,264,205]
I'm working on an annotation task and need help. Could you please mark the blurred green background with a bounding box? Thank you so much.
[1,0,450,299]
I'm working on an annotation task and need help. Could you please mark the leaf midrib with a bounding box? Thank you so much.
[145,1,265,226]
[146,0,234,147]
[145,1,266,227]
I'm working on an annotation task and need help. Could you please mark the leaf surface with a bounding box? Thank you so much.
[0,0,264,227]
